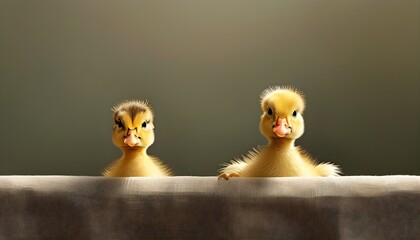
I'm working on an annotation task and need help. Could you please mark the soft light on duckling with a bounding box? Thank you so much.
[219,86,341,179]
[103,100,172,177]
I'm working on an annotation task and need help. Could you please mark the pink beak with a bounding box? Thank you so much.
[124,129,140,147]
[272,117,290,137]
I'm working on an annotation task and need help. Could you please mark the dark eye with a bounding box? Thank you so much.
[292,110,297,117]
[116,119,124,128]
[267,107,273,116]
[142,121,147,128]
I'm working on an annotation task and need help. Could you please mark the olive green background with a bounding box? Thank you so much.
[1,0,419,176]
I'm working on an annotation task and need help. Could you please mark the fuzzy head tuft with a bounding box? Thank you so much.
[112,100,153,115]
[260,86,305,113]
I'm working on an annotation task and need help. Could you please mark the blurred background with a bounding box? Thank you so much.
[0,0,419,176]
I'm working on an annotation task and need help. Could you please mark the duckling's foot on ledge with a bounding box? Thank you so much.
[218,173,240,180]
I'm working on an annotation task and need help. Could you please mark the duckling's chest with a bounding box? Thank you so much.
[248,148,309,177]
[117,156,163,176]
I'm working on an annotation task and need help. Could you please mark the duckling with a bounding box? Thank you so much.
[103,100,172,177]
[219,86,341,179]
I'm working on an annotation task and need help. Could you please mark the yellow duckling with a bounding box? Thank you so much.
[103,100,172,177]
[219,86,341,179]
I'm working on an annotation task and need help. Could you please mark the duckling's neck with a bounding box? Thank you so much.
[268,138,295,151]
[121,146,148,160]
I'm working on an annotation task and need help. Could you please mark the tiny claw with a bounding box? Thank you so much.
[218,173,240,180]
[218,173,229,180]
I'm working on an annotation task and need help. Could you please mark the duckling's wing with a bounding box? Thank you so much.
[219,160,248,175]
[148,155,174,176]
[219,147,260,175]
[315,162,342,176]
[102,160,120,177]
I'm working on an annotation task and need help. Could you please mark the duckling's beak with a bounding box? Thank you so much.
[124,128,140,147]
[272,117,291,137]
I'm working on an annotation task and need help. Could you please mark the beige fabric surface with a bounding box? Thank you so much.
[0,176,419,239]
